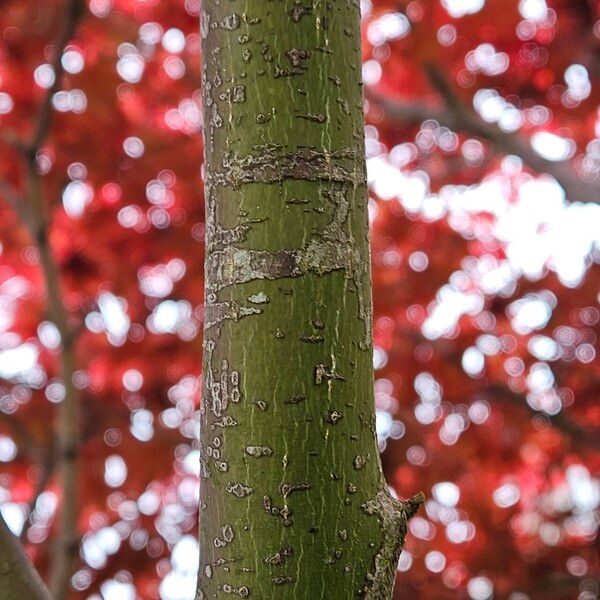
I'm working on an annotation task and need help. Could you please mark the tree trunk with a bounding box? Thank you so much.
[198,2,422,599]
[0,513,51,600]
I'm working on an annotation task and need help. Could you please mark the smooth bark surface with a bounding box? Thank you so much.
[198,2,422,599]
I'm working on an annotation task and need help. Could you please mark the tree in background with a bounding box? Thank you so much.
[0,1,598,599]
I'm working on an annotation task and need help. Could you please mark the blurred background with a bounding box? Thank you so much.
[0,0,598,598]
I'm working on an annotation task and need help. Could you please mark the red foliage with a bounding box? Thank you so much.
[0,1,598,598]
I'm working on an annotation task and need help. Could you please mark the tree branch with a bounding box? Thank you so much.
[404,331,598,449]
[366,66,600,204]
[0,512,52,600]
[0,2,86,598]
[28,3,87,595]
[27,0,86,159]
[20,452,55,544]
[486,384,600,451]
[0,181,28,224]
[0,411,54,543]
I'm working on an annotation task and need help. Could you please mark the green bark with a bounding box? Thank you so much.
[198,2,422,599]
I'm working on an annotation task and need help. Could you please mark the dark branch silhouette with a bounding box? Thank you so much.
[367,64,600,204]
[486,384,600,452]
[0,2,86,599]
[27,0,86,158]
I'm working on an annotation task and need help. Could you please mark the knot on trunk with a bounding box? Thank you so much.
[361,488,425,599]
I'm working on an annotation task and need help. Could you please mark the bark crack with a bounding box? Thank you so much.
[206,145,361,188]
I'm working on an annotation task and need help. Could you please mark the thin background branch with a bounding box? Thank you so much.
[366,64,600,204]
[0,2,86,598]
[407,333,600,452]
[486,384,600,452]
